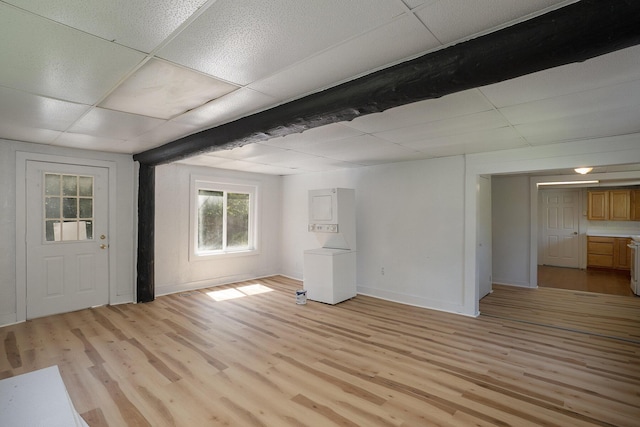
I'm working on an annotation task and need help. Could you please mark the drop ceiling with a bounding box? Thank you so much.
[1,0,640,175]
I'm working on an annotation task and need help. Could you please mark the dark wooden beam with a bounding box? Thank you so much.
[136,163,155,302]
[134,0,640,166]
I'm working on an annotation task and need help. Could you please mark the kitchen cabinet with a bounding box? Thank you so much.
[631,190,640,221]
[609,190,631,221]
[587,190,631,221]
[587,236,631,270]
[587,236,613,268]
[614,237,632,270]
[587,191,608,220]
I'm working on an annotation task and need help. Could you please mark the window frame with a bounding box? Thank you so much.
[190,176,259,260]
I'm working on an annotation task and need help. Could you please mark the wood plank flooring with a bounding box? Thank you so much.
[538,265,634,296]
[2,276,639,426]
[480,284,640,342]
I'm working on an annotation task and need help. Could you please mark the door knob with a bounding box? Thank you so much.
[100,244,108,249]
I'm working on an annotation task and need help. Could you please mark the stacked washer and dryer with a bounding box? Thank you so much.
[303,188,356,304]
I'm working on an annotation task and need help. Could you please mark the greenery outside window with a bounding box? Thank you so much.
[192,179,257,257]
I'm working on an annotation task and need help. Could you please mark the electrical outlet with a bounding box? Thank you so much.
[381,267,385,275]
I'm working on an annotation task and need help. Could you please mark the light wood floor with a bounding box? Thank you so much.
[538,265,634,296]
[2,276,639,426]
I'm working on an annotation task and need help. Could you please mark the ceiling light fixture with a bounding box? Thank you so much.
[538,180,599,186]
[574,167,593,174]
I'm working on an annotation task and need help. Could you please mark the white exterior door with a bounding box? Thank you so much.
[26,161,109,319]
[540,189,580,268]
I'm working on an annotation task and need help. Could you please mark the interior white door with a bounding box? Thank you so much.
[540,189,580,268]
[26,161,109,319]
[477,176,492,299]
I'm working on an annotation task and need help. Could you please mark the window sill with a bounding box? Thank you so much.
[192,248,259,261]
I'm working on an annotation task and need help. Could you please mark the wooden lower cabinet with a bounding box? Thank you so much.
[614,237,632,270]
[587,236,631,270]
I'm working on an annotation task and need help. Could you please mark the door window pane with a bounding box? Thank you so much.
[79,176,93,197]
[45,197,60,218]
[62,175,77,196]
[45,174,60,195]
[44,173,94,242]
[63,197,77,218]
[79,198,93,218]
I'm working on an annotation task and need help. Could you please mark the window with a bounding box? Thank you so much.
[44,173,94,242]
[192,179,257,257]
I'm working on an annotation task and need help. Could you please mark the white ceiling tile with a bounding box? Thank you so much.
[0,123,61,145]
[415,136,528,158]
[0,4,145,104]
[516,107,640,145]
[248,14,440,101]
[3,0,210,53]
[401,126,524,150]
[68,108,165,140]
[499,78,640,125]
[0,86,90,131]
[480,45,640,108]
[213,161,300,176]
[172,88,277,129]
[376,110,509,144]
[53,132,131,153]
[293,134,422,165]
[206,143,289,161]
[344,89,494,134]
[100,59,238,120]
[158,0,406,85]
[260,123,364,149]
[129,121,203,147]
[415,0,571,44]
[185,158,301,175]
[277,156,361,172]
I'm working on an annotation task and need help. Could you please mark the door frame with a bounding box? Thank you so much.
[16,152,118,323]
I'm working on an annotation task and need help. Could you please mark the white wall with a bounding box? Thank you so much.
[281,156,467,315]
[0,139,135,326]
[491,175,531,287]
[154,163,282,295]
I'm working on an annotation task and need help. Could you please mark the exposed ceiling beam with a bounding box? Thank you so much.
[133,0,640,166]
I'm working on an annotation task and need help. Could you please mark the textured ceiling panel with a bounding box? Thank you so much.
[3,0,210,52]
[480,45,640,108]
[0,86,89,131]
[248,14,440,101]
[344,89,494,134]
[376,110,510,144]
[100,59,238,119]
[158,0,406,85]
[414,0,573,44]
[0,4,145,104]
[498,78,640,125]
[68,108,165,140]
[172,88,277,129]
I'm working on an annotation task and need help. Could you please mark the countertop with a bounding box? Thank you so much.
[587,232,640,238]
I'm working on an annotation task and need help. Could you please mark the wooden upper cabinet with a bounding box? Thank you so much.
[609,190,630,221]
[587,191,608,220]
[587,189,635,221]
[631,190,640,221]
